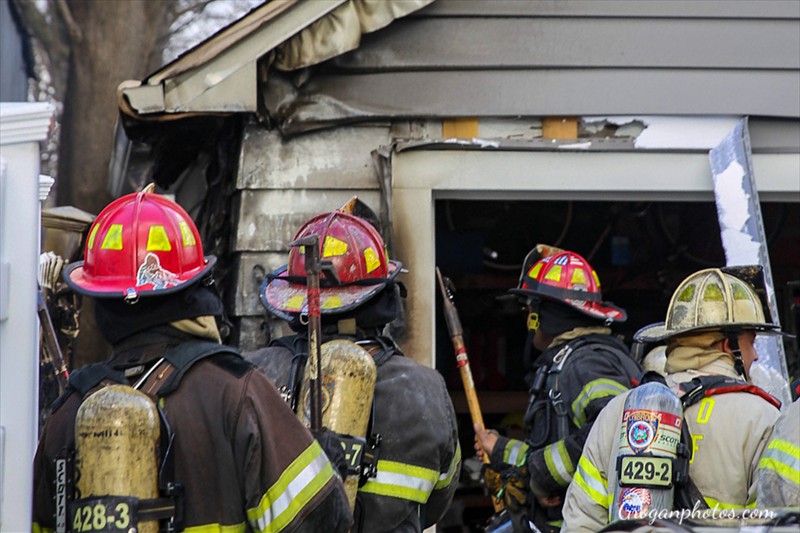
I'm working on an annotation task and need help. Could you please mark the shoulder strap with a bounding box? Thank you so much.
[51,363,127,412]
[678,375,781,410]
[156,340,242,396]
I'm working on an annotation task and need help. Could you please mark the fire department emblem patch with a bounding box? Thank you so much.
[619,487,651,518]
[625,410,659,453]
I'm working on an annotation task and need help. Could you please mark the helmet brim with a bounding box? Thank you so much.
[261,260,402,321]
[508,287,627,323]
[63,256,217,299]
[634,321,789,343]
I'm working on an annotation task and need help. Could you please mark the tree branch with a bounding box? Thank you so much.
[55,0,82,43]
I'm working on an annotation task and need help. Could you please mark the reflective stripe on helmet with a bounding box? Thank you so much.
[758,438,800,485]
[573,455,608,510]
[359,460,440,503]
[571,378,629,426]
[543,440,574,487]
[247,441,334,533]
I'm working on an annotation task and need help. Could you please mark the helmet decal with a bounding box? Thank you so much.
[677,284,695,302]
[322,296,343,309]
[704,283,723,302]
[87,223,100,250]
[178,221,196,246]
[101,224,124,250]
[146,226,172,251]
[544,264,562,282]
[136,253,179,289]
[323,235,348,257]
[364,247,380,273]
[285,295,304,310]
[570,267,587,286]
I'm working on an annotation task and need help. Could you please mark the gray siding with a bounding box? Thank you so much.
[266,0,800,132]
[0,1,30,102]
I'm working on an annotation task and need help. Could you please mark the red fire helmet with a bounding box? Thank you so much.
[261,210,401,320]
[64,187,215,301]
[510,250,626,322]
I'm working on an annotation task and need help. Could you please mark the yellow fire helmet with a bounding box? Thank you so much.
[634,267,784,343]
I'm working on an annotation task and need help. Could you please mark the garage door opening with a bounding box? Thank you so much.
[433,198,799,531]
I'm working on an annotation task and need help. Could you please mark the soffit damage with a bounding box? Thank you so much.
[117,0,434,121]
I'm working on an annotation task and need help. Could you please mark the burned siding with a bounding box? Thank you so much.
[232,124,389,350]
[264,0,800,134]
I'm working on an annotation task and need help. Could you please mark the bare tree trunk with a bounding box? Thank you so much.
[55,0,173,367]
[57,0,172,215]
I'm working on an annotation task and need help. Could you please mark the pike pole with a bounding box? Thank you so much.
[292,235,323,431]
[436,267,503,512]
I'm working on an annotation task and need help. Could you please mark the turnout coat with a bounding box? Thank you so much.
[32,327,351,533]
[246,335,461,533]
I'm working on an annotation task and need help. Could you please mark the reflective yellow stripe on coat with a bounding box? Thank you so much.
[502,439,530,467]
[360,459,448,503]
[543,440,574,487]
[571,378,629,426]
[573,455,608,511]
[759,438,800,487]
[435,442,462,490]
[247,441,334,533]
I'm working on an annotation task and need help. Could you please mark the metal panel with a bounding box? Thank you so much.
[416,0,800,19]
[279,70,800,129]
[234,189,382,252]
[237,124,390,190]
[710,119,790,405]
[336,17,800,70]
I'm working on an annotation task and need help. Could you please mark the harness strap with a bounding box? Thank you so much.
[678,376,781,410]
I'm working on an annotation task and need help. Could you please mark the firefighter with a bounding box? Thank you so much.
[245,204,461,533]
[474,249,642,532]
[32,187,352,533]
[561,267,784,532]
[756,398,800,509]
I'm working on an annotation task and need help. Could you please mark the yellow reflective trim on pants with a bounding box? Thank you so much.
[247,441,334,533]
[703,496,756,509]
[759,438,800,486]
[32,523,52,533]
[572,379,628,426]
[435,442,462,490]
[543,440,574,487]
[184,524,247,533]
[360,459,439,503]
[573,455,608,509]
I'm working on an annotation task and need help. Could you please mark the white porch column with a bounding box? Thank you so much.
[0,101,54,533]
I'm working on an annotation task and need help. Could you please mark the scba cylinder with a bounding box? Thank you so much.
[612,381,683,522]
[74,384,160,533]
[299,340,377,509]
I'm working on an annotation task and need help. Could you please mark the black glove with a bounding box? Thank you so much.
[482,463,530,512]
[312,428,348,479]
